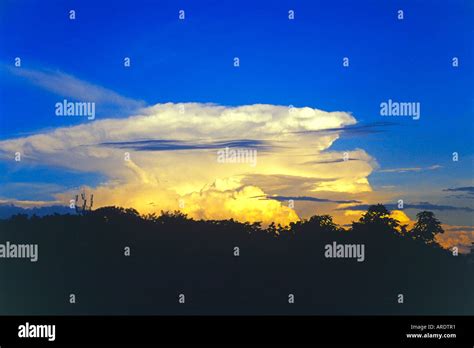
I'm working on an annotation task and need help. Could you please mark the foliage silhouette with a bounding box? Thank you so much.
[410,211,444,244]
[0,204,471,315]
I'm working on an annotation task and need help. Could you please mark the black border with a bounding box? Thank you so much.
[0,315,472,345]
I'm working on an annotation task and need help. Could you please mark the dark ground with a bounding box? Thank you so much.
[0,205,472,315]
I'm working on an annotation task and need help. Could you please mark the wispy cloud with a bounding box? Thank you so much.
[257,195,362,204]
[377,165,442,173]
[339,202,474,213]
[291,121,398,136]
[443,186,474,194]
[302,158,361,165]
[0,199,63,207]
[98,139,273,152]
[7,66,145,110]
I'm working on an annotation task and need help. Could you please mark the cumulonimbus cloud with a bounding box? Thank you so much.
[0,102,376,224]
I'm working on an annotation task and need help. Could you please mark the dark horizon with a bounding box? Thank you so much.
[0,203,472,315]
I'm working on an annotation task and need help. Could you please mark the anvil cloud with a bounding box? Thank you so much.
[0,102,376,225]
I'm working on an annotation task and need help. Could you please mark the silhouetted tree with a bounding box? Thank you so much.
[410,211,444,244]
[156,210,190,224]
[75,191,93,215]
[307,215,340,232]
[352,204,400,233]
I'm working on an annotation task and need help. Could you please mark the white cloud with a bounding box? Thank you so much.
[0,102,376,224]
[378,165,442,173]
[8,66,145,110]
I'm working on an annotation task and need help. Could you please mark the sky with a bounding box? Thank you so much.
[0,0,473,250]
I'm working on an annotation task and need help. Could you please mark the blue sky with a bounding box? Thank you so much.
[0,0,473,239]
[1,0,472,155]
